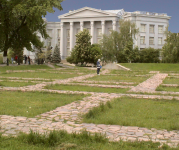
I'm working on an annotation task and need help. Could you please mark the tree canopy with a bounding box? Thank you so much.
[66,29,102,65]
[100,19,139,63]
[0,0,63,57]
[162,31,179,63]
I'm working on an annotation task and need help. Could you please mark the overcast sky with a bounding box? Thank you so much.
[45,0,178,33]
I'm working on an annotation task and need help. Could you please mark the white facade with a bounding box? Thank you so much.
[27,7,171,60]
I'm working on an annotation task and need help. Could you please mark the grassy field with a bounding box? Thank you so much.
[0,91,86,117]
[86,74,149,85]
[120,63,179,72]
[83,97,179,131]
[45,84,130,93]
[1,64,179,149]
[0,130,176,150]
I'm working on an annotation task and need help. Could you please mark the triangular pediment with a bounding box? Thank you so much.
[59,7,117,19]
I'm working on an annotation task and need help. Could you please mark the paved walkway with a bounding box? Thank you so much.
[0,70,179,148]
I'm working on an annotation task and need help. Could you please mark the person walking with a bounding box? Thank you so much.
[27,56,31,65]
[24,55,27,64]
[97,59,101,75]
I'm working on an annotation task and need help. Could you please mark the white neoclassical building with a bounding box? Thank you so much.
[24,7,171,60]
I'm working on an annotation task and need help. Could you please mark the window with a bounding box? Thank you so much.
[57,29,61,38]
[67,48,70,56]
[97,28,102,43]
[158,37,162,45]
[66,29,70,49]
[149,25,154,33]
[87,28,91,35]
[67,29,70,37]
[149,37,154,45]
[47,40,51,47]
[140,24,146,32]
[76,28,80,34]
[140,36,145,44]
[58,39,60,47]
[158,25,163,33]
[97,28,102,37]
[47,29,52,37]
[108,28,112,34]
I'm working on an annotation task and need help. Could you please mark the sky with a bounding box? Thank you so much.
[45,0,179,33]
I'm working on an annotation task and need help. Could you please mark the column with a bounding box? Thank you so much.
[112,20,116,31]
[70,22,74,51]
[91,21,94,44]
[101,21,105,34]
[80,21,83,31]
[60,22,64,59]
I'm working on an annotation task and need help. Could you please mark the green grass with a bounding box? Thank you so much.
[0,65,50,73]
[0,81,37,87]
[0,91,86,117]
[163,77,179,84]
[83,97,179,131]
[156,77,179,92]
[0,72,80,79]
[156,85,179,92]
[86,74,149,85]
[45,84,130,93]
[120,63,179,72]
[0,130,177,150]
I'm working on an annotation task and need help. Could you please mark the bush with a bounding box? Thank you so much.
[139,48,160,63]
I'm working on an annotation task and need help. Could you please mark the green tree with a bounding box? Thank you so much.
[100,19,139,63]
[88,44,102,64]
[46,46,52,63]
[162,32,179,63]
[52,45,61,63]
[0,0,63,57]
[66,29,92,65]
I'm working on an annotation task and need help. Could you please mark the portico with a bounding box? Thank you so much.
[58,7,123,59]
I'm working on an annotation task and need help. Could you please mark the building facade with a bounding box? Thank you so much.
[25,7,171,60]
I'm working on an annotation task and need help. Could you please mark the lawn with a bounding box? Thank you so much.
[83,97,179,131]
[0,91,86,117]
[86,74,149,85]
[0,81,37,87]
[45,84,130,93]
[120,63,179,72]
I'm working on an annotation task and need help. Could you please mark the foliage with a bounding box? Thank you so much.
[139,48,160,63]
[66,29,94,65]
[0,0,63,56]
[88,44,102,64]
[45,46,52,63]
[162,31,179,63]
[100,19,139,63]
[51,45,61,63]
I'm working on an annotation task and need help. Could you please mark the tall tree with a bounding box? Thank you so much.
[66,29,92,65]
[162,31,179,63]
[52,45,61,63]
[0,0,63,57]
[100,19,139,62]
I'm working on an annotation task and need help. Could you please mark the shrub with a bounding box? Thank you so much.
[139,48,160,63]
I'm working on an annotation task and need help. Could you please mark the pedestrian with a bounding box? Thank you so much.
[24,55,27,64]
[97,59,101,75]
[11,57,14,64]
[27,56,31,65]
[15,55,18,63]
